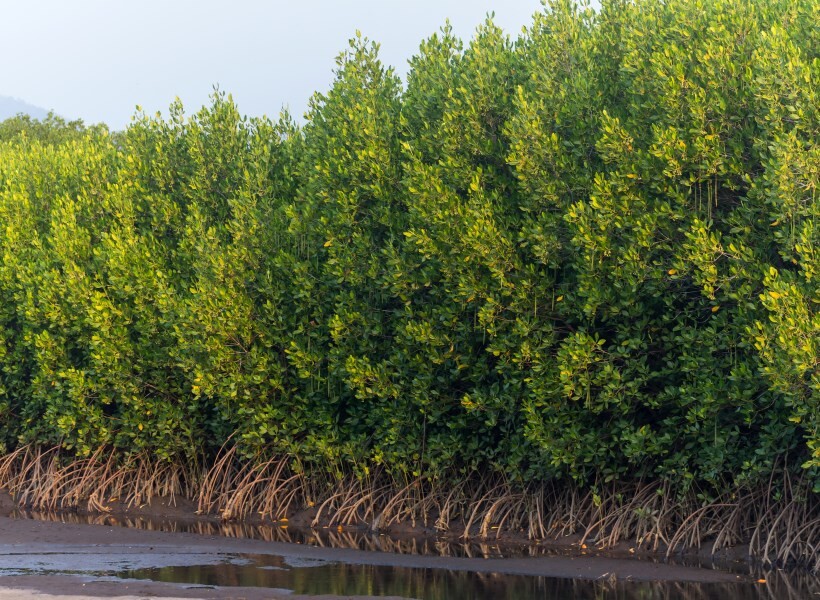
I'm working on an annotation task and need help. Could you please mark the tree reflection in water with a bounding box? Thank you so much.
[122,557,818,600]
[12,509,818,599]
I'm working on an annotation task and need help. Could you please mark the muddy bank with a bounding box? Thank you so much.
[5,490,762,569]
[0,491,14,518]
[5,488,815,599]
[0,577,403,600]
[0,514,747,582]
[0,491,766,594]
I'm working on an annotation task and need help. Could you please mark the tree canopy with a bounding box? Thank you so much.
[0,0,817,497]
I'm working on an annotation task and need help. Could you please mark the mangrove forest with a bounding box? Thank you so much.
[0,0,817,572]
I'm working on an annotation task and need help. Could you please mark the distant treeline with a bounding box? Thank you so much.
[0,0,817,496]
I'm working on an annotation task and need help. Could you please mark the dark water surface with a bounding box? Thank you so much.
[118,554,805,600]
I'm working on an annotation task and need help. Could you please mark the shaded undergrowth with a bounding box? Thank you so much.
[1,444,816,574]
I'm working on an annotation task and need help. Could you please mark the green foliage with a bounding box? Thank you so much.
[0,112,109,145]
[0,0,817,494]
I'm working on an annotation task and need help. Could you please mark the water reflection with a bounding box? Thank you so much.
[119,555,817,600]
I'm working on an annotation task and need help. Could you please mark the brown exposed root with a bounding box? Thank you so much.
[196,445,305,521]
[1,444,817,574]
[575,480,682,551]
[750,470,820,573]
[0,444,194,512]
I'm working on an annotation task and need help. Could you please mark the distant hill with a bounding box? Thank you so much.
[0,96,50,121]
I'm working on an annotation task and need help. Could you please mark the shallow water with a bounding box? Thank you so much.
[0,547,812,600]
[116,555,800,600]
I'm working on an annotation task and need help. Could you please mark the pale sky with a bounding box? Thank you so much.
[0,0,548,130]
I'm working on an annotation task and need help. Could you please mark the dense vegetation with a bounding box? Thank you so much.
[0,0,818,514]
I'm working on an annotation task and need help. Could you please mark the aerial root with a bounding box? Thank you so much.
[1,446,817,574]
[0,444,194,513]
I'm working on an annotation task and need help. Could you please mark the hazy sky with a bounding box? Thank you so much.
[0,0,547,130]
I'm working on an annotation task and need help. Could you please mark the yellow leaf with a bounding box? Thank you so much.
[711,305,720,313]
[556,295,564,302]
[768,291,781,299]
[668,269,678,275]
[138,423,144,431]
[323,240,332,247]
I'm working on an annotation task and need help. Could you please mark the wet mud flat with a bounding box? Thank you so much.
[0,490,766,565]
[1,513,813,600]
